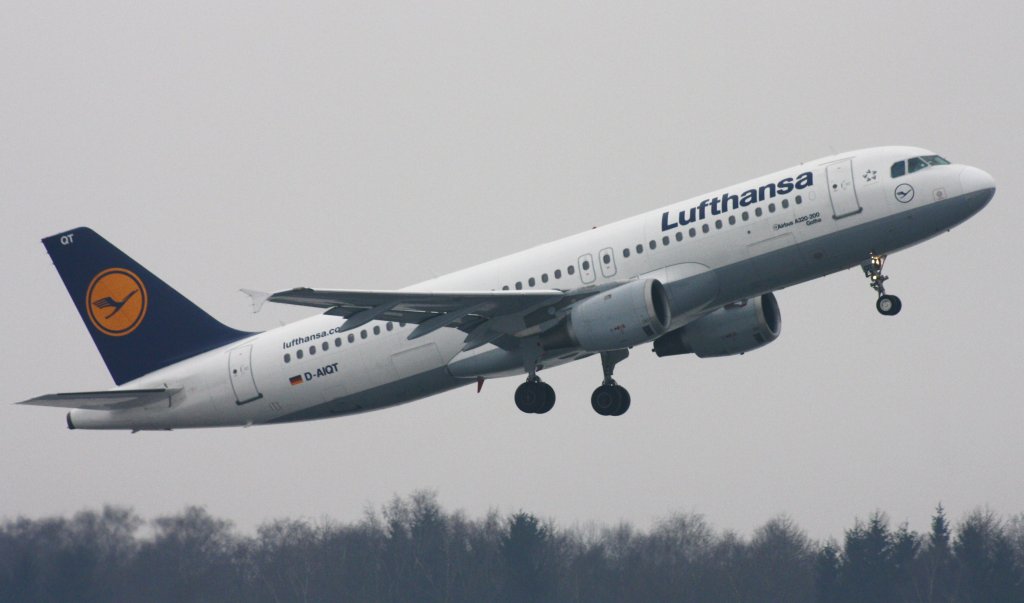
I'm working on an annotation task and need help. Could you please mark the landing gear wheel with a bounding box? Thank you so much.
[515,380,555,414]
[591,385,617,416]
[514,382,540,413]
[591,384,631,416]
[602,386,626,415]
[876,294,902,316]
[535,383,556,414]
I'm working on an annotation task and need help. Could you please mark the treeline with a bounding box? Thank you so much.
[2,492,1023,602]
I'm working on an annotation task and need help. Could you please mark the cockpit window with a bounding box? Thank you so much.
[891,155,951,178]
[923,155,950,166]
[908,156,928,173]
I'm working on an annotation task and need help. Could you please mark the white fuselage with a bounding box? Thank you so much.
[69,146,995,429]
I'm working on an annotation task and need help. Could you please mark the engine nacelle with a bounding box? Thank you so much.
[653,293,781,358]
[541,279,672,352]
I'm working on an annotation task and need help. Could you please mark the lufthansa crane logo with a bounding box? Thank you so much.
[894,183,915,203]
[86,268,148,336]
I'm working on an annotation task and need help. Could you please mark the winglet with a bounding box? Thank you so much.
[240,289,271,313]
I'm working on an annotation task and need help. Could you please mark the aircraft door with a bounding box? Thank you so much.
[578,253,596,284]
[598,247,617,278]
[229,345,262,404]
[826,160,862,218]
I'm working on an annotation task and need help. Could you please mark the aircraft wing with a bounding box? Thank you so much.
[17,388,181,411]
[266,286,615,350]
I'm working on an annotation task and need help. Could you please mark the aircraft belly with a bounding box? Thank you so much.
[270,366,463,423]
[681,189,989,310]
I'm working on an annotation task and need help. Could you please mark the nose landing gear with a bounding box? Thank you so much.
[862,254,902,316]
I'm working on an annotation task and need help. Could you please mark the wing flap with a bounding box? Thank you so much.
[18,388,181,411]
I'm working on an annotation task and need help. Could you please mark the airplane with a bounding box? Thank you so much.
[18,146,995,430]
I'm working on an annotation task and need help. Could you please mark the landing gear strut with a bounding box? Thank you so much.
[515,339,556,415]
[862,253,902,316]
[592,350,631,416]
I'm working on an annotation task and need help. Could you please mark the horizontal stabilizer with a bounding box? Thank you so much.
[17,388,181,411]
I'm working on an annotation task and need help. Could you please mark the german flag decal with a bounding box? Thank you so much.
[289,375,303,386]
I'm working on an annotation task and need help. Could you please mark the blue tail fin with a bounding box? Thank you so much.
[43,227,254,384]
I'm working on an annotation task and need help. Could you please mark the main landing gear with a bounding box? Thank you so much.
[862,253,902,316]
[591,350,630,417]
[513,349,632,416]
[514,377,555,414]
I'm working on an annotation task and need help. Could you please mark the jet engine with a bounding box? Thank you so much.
[541,279,672,352]
[653,293,781,358]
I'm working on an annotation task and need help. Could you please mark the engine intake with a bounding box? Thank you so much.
[541,279,672,352]
[653,293,781,358]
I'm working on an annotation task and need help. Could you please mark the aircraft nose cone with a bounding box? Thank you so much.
[960,166,996,195]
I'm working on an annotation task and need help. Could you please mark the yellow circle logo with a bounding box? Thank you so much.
[86,268,148,337]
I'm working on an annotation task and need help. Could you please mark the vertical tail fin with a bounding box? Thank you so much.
[42,227,254,384]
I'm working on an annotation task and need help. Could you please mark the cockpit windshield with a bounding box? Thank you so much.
[891,155,950,178]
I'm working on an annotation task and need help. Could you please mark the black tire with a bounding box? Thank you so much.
[876,294,902,316]
[609,386,631,416]
[591,385,616,416]
[514,382,540,413]
[536,383,556,414]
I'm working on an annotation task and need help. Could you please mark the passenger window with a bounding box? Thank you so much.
[742,211,749,221]
[715,219,722,229]
[755,208,763,217]
[322,342,329,351]
[297,349,303,359]
[373,326,380,335]
[386,322,393,331]
[662,236,669,246]
[568,265,575,275]
[581,260,590,271]
[554,269,562,279]
[542,273,549,283]
[602,253,611,264]
[360,330,367,339]
[309,346,316,355]
[335,337,341,347]
[795,195,802,205]
[675,232,683,242]
[348,334,355,343]
[782,199,789,209]
[284,353,291,363]
[908,157,928,173]
[769,203,776,213]
[689,228,696,237]
[649,240,656,250]
[528,277,536,287]
[515,282,523,290]
[728,216,736,225]
[623,248,630,258]
[702,224,710,233]
[636,244,643,254]
[502,285,509,290]
[891,161,906,178]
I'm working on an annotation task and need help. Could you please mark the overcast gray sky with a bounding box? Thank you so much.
[2,1,1022,540]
